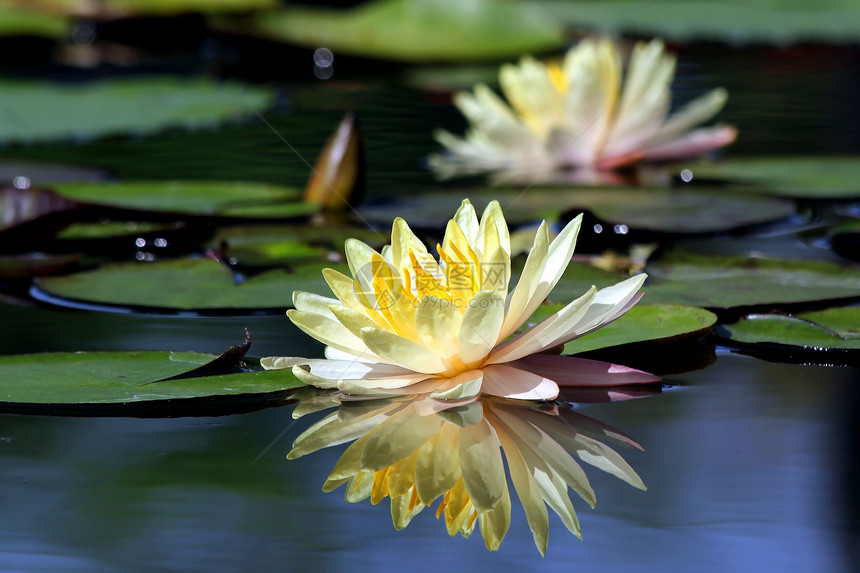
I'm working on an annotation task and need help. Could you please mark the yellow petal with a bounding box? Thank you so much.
[414,422,461,504]
[495,423,549,556]
[458,290,505,366]
[414,294,463,361]
[428,369,483,401]
[359,326,451,374]
[458,416,505,512]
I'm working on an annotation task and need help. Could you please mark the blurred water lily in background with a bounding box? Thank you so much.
[287,391,648,555]
[431,38,737,178]
[262,199,658,400]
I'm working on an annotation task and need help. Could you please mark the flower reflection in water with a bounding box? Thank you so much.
[288,388,654,555]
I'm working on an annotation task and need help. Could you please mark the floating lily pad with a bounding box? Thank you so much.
[56,221,180,240]
[211,224,385,267]
[683,157,860,199]
[50,180,316,219]
[644,248,860,309]
[32,257,349,313]
[0,252,83,278]
[0,77,273,144]
[359,187,795,234]
[0,351,304,411]
[717,310,860,360]
[239,0,563,62]
[540,0,860,43]
[524,303,717,354]
[0,5,70,39]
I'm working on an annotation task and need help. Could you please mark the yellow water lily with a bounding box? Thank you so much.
[431,38,737,176]
[262,198,657,400]
[288,392,648,555]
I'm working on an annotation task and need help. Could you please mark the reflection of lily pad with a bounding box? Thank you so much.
[51,180,316,219]
[524,303,717,354]
[540,0,860,43]
[0,78,272,144]
[0,351,303,411]
[32,257,349,313]
[359,187,794,233]
[240,0,563,62]
[718,308,860,359]
[644,248,860,309]
[684,157,860,199]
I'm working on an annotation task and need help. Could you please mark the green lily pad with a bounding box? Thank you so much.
[56,221,180,240]
[539,0,860,43]
[359,187,795,234]
[683,156,860,199]
[50,180,316,219]
[211,224,386,267]
[718,312,860,354]
[644,248,860,309]
[0,252,83,278]
[796,307,860,340]
[524,303,717,354]
[0,77,273,144]
[32,257,349,313]
[0,5,70,39]
[239,0,563,62]
[0,351,304,409]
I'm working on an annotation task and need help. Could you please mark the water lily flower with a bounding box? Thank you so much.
[431,38,737,176]
[288,392,648,555]
[262,199,658,400]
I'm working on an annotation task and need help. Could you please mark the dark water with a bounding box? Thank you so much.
[2,42,860,572]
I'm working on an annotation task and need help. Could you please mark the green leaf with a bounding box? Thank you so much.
[0,77,273,144]
[33,257,349,312]
[0,351,304,408]
[359,187,795,233]
[239,0,564,62]
[539,0,860,43]
[797,307,860,340]
[211,224,385,267]
[50,180,314,218]
[523,303,716,354]
[719,314,860,351]
[0,5,70,39]
[682,156,860,199]
[644,249,860,309]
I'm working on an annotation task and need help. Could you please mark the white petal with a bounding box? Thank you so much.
[648,87,729,146]
[428,370,483,400]
[643,125,738,161]
[480,363,559,401]
[499,214,582,341]
[488,285,596,365]
[287,308,379,361]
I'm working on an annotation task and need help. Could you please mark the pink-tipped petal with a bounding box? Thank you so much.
[512,354,661,387]
[644,125,738,161]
